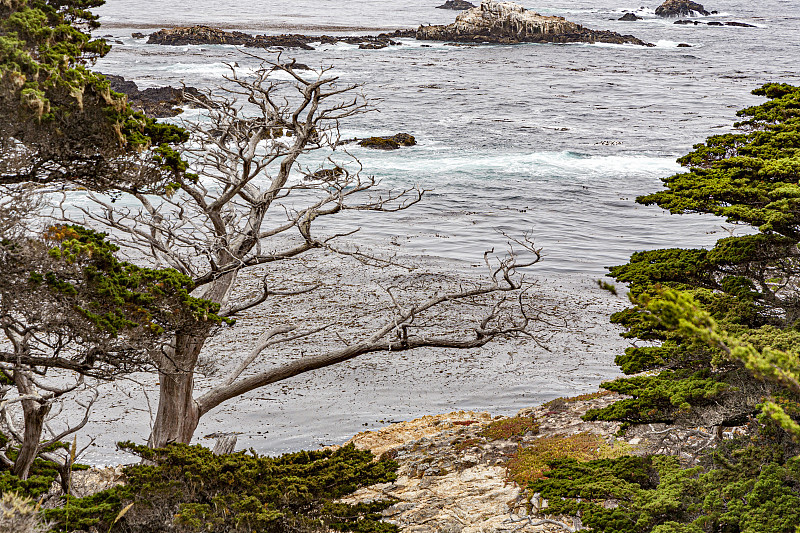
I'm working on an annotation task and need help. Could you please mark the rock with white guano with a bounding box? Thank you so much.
[416,1,653,46]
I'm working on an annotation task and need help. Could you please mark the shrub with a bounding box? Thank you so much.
[46,442,399,533]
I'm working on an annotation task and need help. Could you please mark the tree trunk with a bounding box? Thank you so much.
[149,272,238,448]
[12,372,50,479]
[148,333,203,448]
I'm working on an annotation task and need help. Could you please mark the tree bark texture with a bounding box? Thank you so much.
[12,372,50,479]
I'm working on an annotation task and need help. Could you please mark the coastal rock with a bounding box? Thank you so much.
[148,25,252,46]
[147,26,316,49]
[103,74,209,118]
[131,32,145,39]
[358,133,417,149]
[343,392,753,531]
[436,0,476,9]
[618,12,642,21]
[655,0,710,17]
[416,1,653,46]
[146,26,414,50]
[674,19,756,27]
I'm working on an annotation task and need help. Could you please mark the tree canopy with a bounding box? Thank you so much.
[586,84,800,431]
[0,0,188,191]
[524,85,800,533]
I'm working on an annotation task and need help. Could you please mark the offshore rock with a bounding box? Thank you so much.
[358,133,417,150]
[103,74,209,118]
[619,12,642,21]
[147,26,413,50]
[436,0,476,9]
[417,1,653,46]
[655,0,710,17]
[674,19,756,27]
[147,26,315,49]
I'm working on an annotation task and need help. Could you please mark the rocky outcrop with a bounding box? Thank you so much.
[146,26,414,50]
[436,0,476,9]
[417,1,653,46]
[358,133,417,150]
[619,12,642,21]
[341,392,753,532]
[655,0,710,17]
[103,74,208,118]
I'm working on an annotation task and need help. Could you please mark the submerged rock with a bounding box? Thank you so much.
[417,1,653,46]
[619,12,642,21]
[436,0,476,9]
[655,0,710,17]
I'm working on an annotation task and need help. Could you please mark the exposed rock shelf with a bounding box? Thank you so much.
[416,1,653,46]
[146,26,416,49]
[341,393,752,532]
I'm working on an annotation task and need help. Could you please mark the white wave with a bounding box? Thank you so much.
[157,61,233,77]
[359,150,680,182]
[653,40,692,48]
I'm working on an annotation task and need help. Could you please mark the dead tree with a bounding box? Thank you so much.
[64,58,549,448]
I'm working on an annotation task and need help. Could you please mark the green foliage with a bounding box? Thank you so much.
[10,225,229,339]
[590,84,800,427]
[529,437,800,532]
[0,452,71,499]
[0,0,189,190]
[505,432,631,488]
[46,442,399,533]
[552,83,800,533]
[585,369,730,424]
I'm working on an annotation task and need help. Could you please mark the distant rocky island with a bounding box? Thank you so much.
[417,1,653,46]
[146,1,653,49]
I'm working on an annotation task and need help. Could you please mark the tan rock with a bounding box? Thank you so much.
[345,410,494,457]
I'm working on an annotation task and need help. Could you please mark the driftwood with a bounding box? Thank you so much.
[212,435,238,455]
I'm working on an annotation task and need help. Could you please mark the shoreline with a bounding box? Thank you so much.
[70,247,629,466]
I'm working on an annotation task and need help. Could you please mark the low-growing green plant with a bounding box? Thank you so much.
[480,415,539,441]
[506,432,630,488]
[45,442,399,533]
[530,435,800,533]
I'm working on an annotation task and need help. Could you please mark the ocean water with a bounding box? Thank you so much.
[75,0,800,461]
